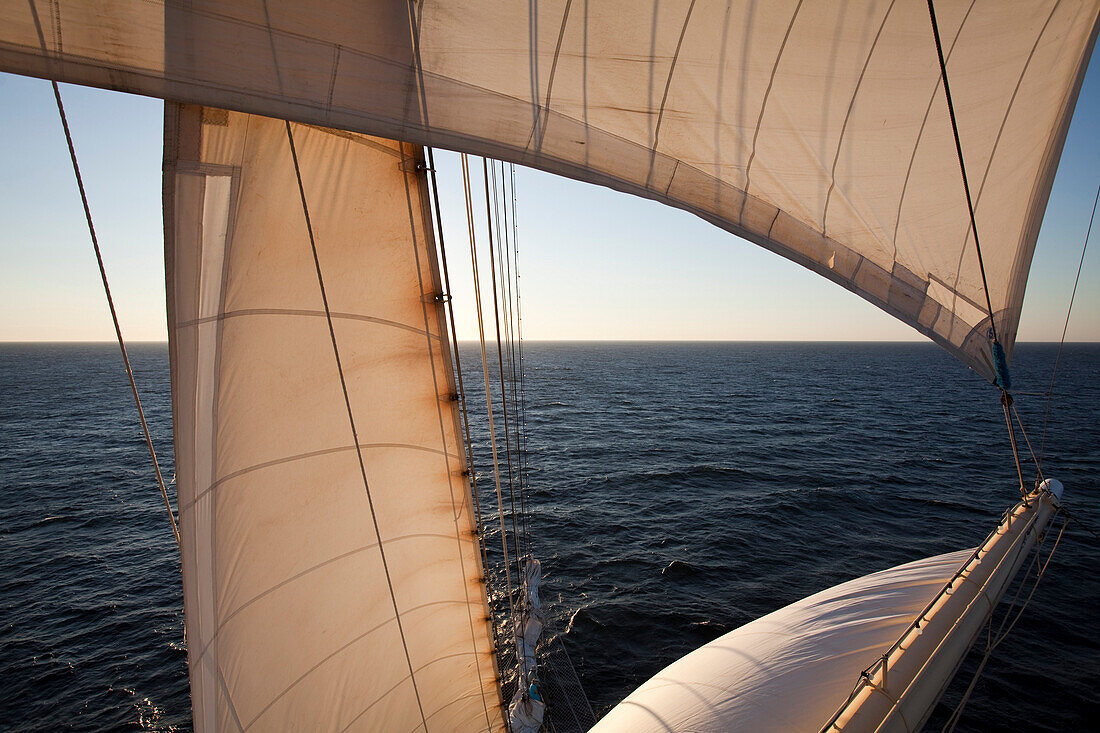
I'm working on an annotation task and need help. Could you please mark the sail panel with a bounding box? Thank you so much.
[3,1,1097,376]
[165,104,503,732]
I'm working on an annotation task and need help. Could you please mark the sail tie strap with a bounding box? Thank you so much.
[284,121,428,732]
[50,82,180,549]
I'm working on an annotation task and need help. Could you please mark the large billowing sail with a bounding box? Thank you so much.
[165,104,503,731]
[2,0,1098,379]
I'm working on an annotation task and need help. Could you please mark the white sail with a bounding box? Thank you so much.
[591,484,1062,732]
[165,104,504,731]
[2,0,1097,379]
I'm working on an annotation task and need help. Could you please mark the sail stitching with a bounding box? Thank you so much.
[890,0,977,258]
[738,0,805,224]
[283,120,429,732]
[821,0,898,236]
[644,0,697,191]
[943,0,1063,338]
[176,308,440,338]
[178,442,460,514]
[526,0,575,152]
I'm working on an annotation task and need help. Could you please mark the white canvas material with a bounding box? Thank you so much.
[2,0,1097,379]
[164,104,504,732]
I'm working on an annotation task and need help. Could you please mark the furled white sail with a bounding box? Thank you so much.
[2,0,1097,379]
[164,104,504,731]
[591,484,1062,732]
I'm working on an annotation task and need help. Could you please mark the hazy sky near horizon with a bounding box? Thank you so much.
[1,50,1098,345]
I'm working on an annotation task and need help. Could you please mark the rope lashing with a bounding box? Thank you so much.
[51,82,180,549]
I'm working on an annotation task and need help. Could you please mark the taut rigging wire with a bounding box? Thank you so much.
[928,0,1028,496]
[493,159,531,559]
[926,0,999,347]
[460,152,519,649]
[50,82,181,549]
[1037,183,1098,474]
[425,146,495,593]
[482,158,527,624]
[509,162,535,558]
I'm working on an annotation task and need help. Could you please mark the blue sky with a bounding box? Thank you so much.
[1,50,1097,344]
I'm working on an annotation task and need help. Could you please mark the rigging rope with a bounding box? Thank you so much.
[1037,183,1099,473]
[929,0,1034,498]
[926,0,999,348]
[509,162,535,559]
[941,509,1069,732]
[50,82,180,549]
[284,121,428,731]
[425,146,494,591]
[460,152,519,649]
[492,159,531,560]
[499,161,531,559]
[483,158,525,590]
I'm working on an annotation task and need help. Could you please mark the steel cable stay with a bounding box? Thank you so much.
[50,83,181,549]
[483,158,525,593]
[459,152,521,689]
[493,159,531,560]
[508,162,536,560]
[490,160,522,558]
[423,145,502,671]
[1037,182,1098,475]
[501,161,532,560]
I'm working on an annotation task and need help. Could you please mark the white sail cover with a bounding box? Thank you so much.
[2,0,1098,379]
[593,486,1061,733]
[590,549,975,733]
[164,104,503,731]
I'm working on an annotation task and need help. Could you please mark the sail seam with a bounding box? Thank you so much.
[645,0,697,191]
[178,442,460,514]
[176,308,440,338]
[527,0,574,152]
[926,0,999,347]
[944,0,1062,334]
[821,0,898,235]
[284,120,428,732]
[738,0,805,223]
[891,0,977,256]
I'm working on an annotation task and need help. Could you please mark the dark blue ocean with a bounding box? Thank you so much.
[1,342,1097,731]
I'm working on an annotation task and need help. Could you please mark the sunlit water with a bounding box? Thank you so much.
[2,342,1097,731]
